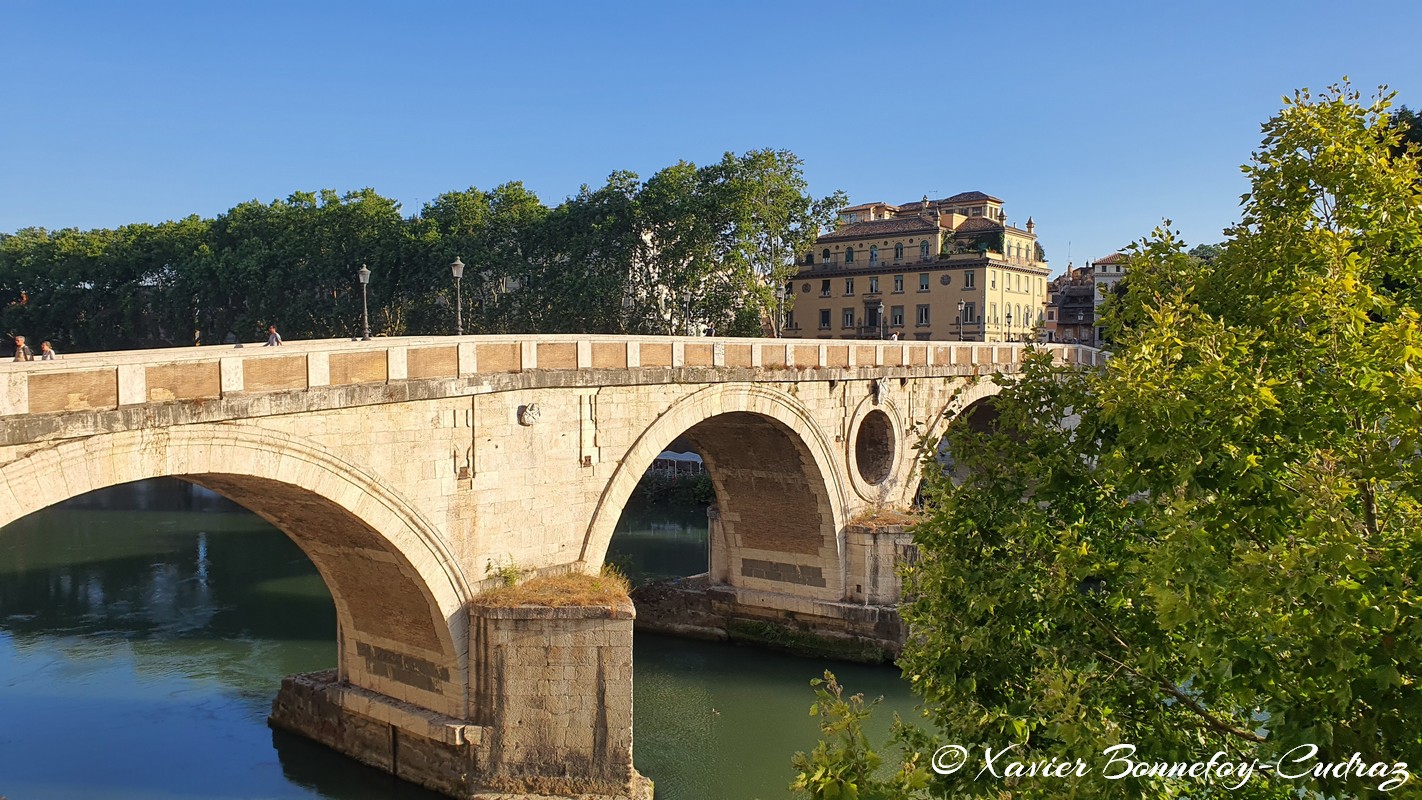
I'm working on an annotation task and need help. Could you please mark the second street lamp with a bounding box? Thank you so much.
[957,299,965,341]
[450,257,465,336]
[358,264,371,341]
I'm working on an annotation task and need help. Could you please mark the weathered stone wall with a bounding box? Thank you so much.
[269,670,483,798]
[270,603,651,800]
[843,523,917,605]
[469,602,643,798]
[0,335,1102,799]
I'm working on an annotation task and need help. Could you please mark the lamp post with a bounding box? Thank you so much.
[957,299,964,341]
[358,264,371,341]
[773,283,785,338]
[450,257,465,336]
[876,300,886,340]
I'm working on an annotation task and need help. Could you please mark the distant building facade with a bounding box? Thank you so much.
[786,191,1050,342]
[1045,263,1096,344]
[1091,252,1127,346]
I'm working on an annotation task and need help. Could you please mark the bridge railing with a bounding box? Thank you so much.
[0,335,1106,417]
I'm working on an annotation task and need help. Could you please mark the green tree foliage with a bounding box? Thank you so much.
[1389,104,1422,156]
[790,672,931,800]
[0,151,841,351]
[1186,241,1225,264]
[796,83,1422,800]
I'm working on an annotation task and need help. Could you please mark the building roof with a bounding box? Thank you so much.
[891,191,1004,215]
[953,216,1004,233]
[841,202,897,212]
[818,216,941,243]
[1094,252,1126,265]
[942,190,1002,204]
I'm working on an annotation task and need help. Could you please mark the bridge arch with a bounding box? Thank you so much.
[583,384,849,601]
[0,423,473,717]
[903,378,1007,507]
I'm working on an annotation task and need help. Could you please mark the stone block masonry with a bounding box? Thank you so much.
[0,334,1103,799]
[271,601,652,800]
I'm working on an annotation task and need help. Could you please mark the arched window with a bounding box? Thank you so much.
[894,242,904,260]
[845,247,855,264]
[869,245,878,263]
[823,248,831,263]
[805,252,815,265]
[920,241,930,260]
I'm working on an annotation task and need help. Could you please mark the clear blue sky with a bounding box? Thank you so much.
[3,0,1420,273]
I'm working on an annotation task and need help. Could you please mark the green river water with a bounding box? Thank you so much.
[0,479,917,799]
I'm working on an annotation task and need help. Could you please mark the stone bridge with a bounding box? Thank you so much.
[0,334,1103,798]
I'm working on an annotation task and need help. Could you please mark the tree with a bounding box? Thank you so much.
[798,82,1422,800]
[700,150,844,336]
[1187,241,1225,264]
[1389,104,1422,155]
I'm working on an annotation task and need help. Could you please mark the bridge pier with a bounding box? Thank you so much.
[271,601,651,800]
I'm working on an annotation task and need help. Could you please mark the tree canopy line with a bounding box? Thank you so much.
[793,87,1422,800]
[0,149,844,353]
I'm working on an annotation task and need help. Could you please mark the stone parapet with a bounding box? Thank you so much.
[0,334,1105,424]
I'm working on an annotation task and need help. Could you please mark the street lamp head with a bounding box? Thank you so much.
[957,299,965,312]
[450,257,465,280]
[358,264,371,285]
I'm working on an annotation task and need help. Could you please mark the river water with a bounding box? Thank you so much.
[0,480,917,799]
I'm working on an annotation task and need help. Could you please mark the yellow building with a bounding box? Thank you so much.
[786,191,1049,342]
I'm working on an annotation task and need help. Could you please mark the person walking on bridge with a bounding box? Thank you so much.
[12,335,33,361]
[264,325,283,346]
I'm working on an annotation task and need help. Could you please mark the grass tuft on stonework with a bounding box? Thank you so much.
[472,567,632,608]
[848,508,921,529]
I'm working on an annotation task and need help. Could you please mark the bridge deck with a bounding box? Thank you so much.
[0,334,1104,419]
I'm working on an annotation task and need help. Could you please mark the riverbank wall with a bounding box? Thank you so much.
[631,522,915,663]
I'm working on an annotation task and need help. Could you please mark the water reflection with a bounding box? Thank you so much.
[0,478,919,800]
[608,506,709,585]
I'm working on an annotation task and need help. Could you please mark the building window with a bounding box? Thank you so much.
[868,276,879,294]
[894,242,904,260]
[893,274,904,293]
[991,271,997,289]
[845,247,855,264]
[848,213,858,222]
[786,310,795,328]
[964,270,975,289]
[805,252,814,265]
[964,302,976,322]
[845,277,855,295]
[891,305,905,327]
[991,302,998,323]
[819,309,831,329]
[821,279,831,297]
[1048,309,1056,321]
[843,309,855,329]
[916,304,930,326]
[822,248,831,263]
[869,245,878,264]
[918,273,929,291]
[920,241,930,260]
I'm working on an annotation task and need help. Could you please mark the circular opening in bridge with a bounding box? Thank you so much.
[855,410,895,485]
